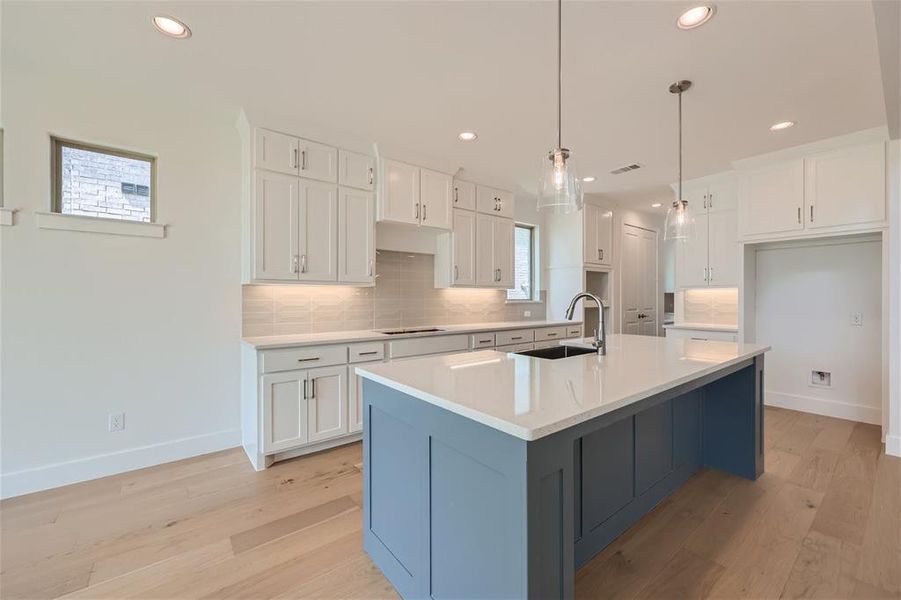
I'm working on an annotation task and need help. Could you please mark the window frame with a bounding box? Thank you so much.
[51,136,158,223]
[506,222,539,303]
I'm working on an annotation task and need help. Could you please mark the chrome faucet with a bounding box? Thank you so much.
[564,292,607,355]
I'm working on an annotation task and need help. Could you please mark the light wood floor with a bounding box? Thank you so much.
[2,407,898,599]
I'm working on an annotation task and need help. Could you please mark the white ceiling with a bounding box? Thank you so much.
[3,1,888,210]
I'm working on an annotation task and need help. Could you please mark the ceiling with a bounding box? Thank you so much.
[2,1,889,211]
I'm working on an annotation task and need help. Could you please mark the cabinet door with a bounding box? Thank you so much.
[452,209,476,285]
[582,203,600,265]
[298,138,338,183]
[254,171,299,281]
[307,365,349,444]
[494,189,514,219]
[254,128,298,176]
[675,213,709,288]
[348,366,363,433]
[453,180,476,211]
[298,180,338,282]
[338,187,375,284]
[420,168,453,230]
[739,160,804,237]
[262,371,308,453]
[596,207,613,266]
[338,149,375,191]
[706,180,738,213]
[476,185,502,215]
[707,209,738,286]
[494,217,514,288]
[475,213,496,286]
[805,142,886,230]
[379,159,420,225]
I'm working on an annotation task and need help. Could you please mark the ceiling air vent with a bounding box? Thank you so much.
[610,163,642,175]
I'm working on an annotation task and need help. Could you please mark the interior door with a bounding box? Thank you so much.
[307,365,348,444]
[338,187,375,283]
[254,171,299,281]
[622,224,659,336]
[452,209,476,285]
[298,179,338,282]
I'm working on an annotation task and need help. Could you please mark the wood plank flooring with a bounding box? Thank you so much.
[1,407,898,599]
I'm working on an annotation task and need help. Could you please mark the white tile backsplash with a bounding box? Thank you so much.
[676,287,739,326]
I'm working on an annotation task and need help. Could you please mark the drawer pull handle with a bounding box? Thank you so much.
[690,337,706,341]
[511,336,523,340]
[297,357,320,362]
[479,339,492,343]
[546,332,557,337]
[359,351,379,356]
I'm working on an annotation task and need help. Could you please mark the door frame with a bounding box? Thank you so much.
[619,222,660,337]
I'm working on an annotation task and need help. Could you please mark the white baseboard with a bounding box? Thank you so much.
[0,428,241,499]
[765,391,881,426]
[887,435,901,457]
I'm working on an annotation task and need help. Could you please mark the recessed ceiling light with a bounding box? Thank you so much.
[769,120,795,131]
[458,131,478,141]
[153,15,191,39]
[581,176,596,183]
[677,5,715,30]
[651,202,663,208]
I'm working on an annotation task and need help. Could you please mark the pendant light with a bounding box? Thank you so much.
[664,80,695,241]
[537,0,583,214]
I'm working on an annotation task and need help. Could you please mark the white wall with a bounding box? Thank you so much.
[1,42,243,497]
[755,238,883,424]
[888,139,900,455]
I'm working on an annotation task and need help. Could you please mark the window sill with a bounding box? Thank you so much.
[35,212,166,238]
[0,208,16,226]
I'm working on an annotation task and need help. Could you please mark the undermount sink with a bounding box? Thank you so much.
[514,345,598,360]
[379,327,446,335]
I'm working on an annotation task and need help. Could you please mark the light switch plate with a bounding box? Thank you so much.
[852,312,863,326]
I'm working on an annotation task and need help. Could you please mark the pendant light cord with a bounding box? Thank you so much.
[678,87,682,203]
[557,0,562,150]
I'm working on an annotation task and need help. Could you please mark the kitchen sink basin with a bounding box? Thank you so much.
[514,345,598,360]
[379,327,446,335]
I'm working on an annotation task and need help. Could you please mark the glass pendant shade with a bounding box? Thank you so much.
[537,148,583,214]
[664,199,695,241]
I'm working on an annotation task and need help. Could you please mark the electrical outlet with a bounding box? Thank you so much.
[108,412,125,432]
[852,312,863,326]
[523,310,532,317]
[810,370,832,388]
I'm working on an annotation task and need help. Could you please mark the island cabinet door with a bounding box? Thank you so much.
[580,417,635,532]
[261,371,309,453]
[635,401,674,495]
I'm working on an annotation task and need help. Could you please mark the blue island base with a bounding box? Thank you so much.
[362,355,764,599]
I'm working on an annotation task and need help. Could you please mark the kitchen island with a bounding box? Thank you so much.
[356,334,769,599]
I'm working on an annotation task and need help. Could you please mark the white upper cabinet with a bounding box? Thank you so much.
[475,214,514,288]
[379,159,421,225]
[739,160,805,237]
[451,209,476,286]
[674,175,738,289]
[338,150,375,191]
[255,128,299,176]
[738,140,885,240]
[420,168,453,230]
[453,180,476,211]
[298,138,338,183]
[254,171,299,281]
[583,203,613,266]
[804,142,885,230]
[298,179,339,282]
[339,187,375,284]
[476,186,514,219]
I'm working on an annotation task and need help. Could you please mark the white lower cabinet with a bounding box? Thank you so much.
[664,327,737,342]
[349,366,363,434]
[307,365,349,443]
[262,371,309,453]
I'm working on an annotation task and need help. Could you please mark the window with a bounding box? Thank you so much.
[52,137,156,223]
[507,224,536,301]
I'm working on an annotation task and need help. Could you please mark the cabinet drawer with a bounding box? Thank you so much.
[496,342,534,353]
[389,335,469,359]
[349,342,385,363]
[496,329,534,346]
[565,325,583,338]
[664,328,737,342]
[534,326,566,342]
[470,333,496,349]
[261,345,347,373]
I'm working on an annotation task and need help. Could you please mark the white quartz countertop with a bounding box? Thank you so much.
[663,323,739,333]
[356,334,769,441]
[242,320,580,350]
